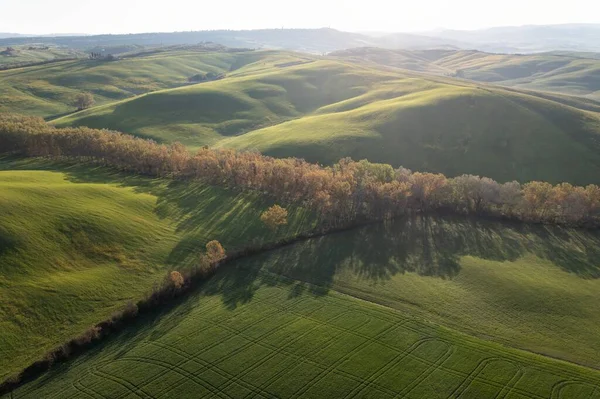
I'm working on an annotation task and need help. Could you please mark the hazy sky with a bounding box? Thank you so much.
[2,0,599,34]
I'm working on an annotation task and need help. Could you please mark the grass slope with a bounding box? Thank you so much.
[7,226,600,398]
[55,56,600,184]
[0,45,84,67]
[219,81,600,184]
[0,157,316,380]
[5,48,600,184]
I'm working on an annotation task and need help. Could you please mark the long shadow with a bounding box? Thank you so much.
[200,214,600,308]
[3,156,600,307]
[0,156,313,268]
[44,110,79,122]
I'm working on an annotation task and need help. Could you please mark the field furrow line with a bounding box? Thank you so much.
[448,357,501,399]
[91,364,155,399]
[494,369,525,399]
[262,273,600,387]
[348,337,441,399]
[113,356,232,399]
[288,322,402,399]
[253,312,380,399]
[71,379,105,399]
[395,345,456,398]
[150,340,275,399]
[149,299,332,397]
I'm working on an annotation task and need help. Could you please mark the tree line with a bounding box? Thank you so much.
[2,113,599,228]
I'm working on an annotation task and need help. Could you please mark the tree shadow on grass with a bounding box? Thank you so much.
[3,157,600,305]
[0,157,311,262]
[0,226,20,258]
[200,214,600,308]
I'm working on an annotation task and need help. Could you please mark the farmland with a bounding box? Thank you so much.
[6,218,600,398]
[3,26,600,398]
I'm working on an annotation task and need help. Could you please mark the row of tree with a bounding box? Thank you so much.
[2,114,599,228]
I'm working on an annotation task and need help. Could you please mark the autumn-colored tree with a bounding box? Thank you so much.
[169,271,184,289]
[73,92,95,111]
[206,240,226,262]
[522,181,554,221]
[260,205,289,230]
[410,172,448,210]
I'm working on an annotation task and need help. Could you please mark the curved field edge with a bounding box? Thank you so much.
[6,258,600,399]
[0,156,318,380]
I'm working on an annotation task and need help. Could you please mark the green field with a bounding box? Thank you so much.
[0,157,316,380]
[4,44,600,397]
[7,217,600,398]
[249,216,600,369]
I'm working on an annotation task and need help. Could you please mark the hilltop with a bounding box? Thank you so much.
[0,45,84,68]
[0,47,282,117]
[332,47,600,100]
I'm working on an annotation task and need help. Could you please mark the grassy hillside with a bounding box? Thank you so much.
[0,49,311,117]
[55,56,600,184]
[333,47,600,100]
[219,82,600,184]
[0,157,316,380]
[54,59,389,147]
[7,219,600,398]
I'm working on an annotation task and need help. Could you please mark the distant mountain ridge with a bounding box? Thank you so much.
[421,24,600,53]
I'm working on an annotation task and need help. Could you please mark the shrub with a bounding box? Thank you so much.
[206,240,226,262]
[169,271,185,289]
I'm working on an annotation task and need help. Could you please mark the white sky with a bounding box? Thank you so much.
[1,0,599,35]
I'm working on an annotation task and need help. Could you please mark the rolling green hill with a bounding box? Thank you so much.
[6,48,600,184]
[0,157,316,380]
[333,47,600,100]
[54,56,600,185]
[0,49,312,117]
[7,216,600,399]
